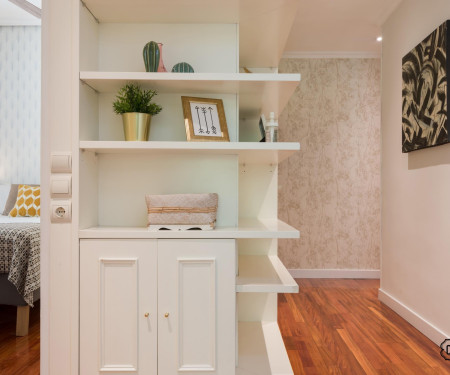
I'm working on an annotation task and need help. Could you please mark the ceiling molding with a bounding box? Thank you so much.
[7,0,41,19]
[282,51,381,59]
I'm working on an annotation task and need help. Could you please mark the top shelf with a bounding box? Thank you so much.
[81,0,300,67]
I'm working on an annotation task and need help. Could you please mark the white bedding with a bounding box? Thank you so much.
[0,215,40,224]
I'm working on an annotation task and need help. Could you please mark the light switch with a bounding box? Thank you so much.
[51,153,72,173]
[51,175,72,198]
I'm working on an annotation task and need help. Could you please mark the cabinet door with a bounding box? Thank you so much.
[158,239,236,375]
[80,239,157,375]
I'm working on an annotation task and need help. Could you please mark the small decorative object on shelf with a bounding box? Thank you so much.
[258,113,266,142]
[143,41,160,72]
[112,83,162,141]
[157,43,168,72]
[181,96,230,142]
[145,193,218,231]
[172,62,194,73]
[265,112,278,142]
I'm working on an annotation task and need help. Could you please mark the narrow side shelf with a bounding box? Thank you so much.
[237,321,293,375]
[237,255,298,293]
[78,219,300,239]
[80,141,300,164]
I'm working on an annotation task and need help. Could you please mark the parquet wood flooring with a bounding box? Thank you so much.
[278,279,450,374]
[0,301,40,375]
[0,280,449,374]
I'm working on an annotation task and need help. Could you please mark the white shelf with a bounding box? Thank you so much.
[80,141,300,164]
[237,321,293,375]
[79,219,300,239]
[237,255,298,293]
[80,0,300,67]
[79,72,300,117]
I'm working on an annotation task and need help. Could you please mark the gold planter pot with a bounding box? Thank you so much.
[122,112,152,141]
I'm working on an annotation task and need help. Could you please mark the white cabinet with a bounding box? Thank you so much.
[80,239,158,374]
[80,239,235,375]
[158,239,236,375]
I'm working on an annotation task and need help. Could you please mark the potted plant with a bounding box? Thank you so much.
[113,83,163,141]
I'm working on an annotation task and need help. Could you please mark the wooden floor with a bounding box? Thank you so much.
[1,281,449,374]
[0,301,40,375]
[279,279,450,374]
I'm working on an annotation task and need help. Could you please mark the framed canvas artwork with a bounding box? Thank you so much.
[402,20,450,153]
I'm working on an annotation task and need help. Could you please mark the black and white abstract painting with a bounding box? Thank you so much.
[402,20,450,153]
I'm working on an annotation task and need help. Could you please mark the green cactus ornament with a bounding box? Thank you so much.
[171,62,194,73]
[143,41,160,72]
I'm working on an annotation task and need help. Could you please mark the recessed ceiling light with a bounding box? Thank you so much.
[377,36,383,42]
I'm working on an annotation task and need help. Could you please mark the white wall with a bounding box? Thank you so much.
[0,26,40,184]
[381,0,450,344]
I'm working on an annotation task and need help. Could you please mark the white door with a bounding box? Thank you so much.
[158,239,236,375]
[80,239,158,375]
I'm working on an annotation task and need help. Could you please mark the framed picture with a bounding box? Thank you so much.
[181,96,230,142]
[402,20,450,152]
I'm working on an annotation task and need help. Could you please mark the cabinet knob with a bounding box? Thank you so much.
[144,312,149,318]
[164,312,170,318]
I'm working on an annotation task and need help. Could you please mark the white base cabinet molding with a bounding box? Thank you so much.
[80,239,236,375]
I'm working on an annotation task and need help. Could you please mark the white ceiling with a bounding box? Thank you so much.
[284,0,403,57]
[0,0,41,26]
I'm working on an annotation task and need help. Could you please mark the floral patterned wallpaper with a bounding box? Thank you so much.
[0,26,41,184]
[278,58,381,270]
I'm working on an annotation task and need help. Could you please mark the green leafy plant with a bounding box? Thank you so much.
[113,83,162,116]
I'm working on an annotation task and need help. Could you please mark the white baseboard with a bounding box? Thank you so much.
[378,289,449,346]
[288,269,380,279]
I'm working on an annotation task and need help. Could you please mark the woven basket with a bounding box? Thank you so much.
[145,193,218,231]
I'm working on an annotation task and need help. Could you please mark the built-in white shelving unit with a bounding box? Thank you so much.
[77,0,301,373]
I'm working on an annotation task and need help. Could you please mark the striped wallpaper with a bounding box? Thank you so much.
[0,26,40,184]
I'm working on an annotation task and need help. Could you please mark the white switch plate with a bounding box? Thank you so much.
[51,200,72,223]
[51,153,72,173]
[50,175,72,198]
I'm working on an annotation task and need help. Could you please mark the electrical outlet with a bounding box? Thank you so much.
[51,200,72,223]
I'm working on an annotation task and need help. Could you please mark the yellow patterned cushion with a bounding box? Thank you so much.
[9,185,40,217]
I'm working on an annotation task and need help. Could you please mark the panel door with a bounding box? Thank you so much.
[158,239,236,375]
[80,239,157,375]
